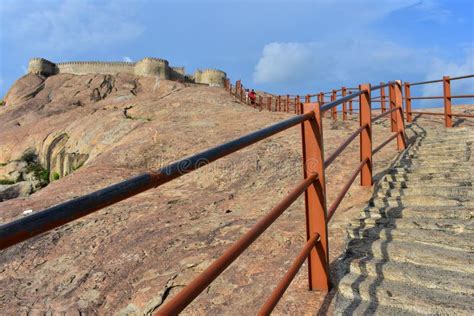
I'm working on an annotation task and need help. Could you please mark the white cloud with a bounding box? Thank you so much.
[122,56,133,62]
[2,0,144,52]
[253,42,317,84]
[253,39,428,85]
[252,0,461,91]
[421,47,474,98]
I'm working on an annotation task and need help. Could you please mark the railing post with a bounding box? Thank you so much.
[395,81,407,151]
[278,95,281,112]
[301,102,330,291]
[331,90,337,120]
[443,76,452,127]
[318,92,324,117]
[342,87,347,120]
[404,82,412,122]
[240,87,244,103]
[349,91,353,115]
[295,96,300,114]
[389,83,397,132]
[286,94,290,112]
[380,82,386,113]
[267,96,272,111]
[236,80,241,96]
[359,84,373,186]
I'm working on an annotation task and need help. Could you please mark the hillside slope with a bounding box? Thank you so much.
[0,73,401,314]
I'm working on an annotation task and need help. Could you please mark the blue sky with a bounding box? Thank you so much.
[0,0,473,106]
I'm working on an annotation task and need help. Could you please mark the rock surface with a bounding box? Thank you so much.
[0,72,472,314]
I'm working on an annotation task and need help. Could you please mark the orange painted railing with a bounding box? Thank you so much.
[226,75,473,127]
[226,80,373,119]
[1,75,472,315]
[156,81,407,315]
[403,74,474,127]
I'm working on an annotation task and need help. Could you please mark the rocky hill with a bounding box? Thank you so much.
[1,72,408,314]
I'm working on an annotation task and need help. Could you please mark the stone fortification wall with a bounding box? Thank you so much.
[27,57,227,86]
[28,58,57,76]
[56,61,136,76]
[194,69,227,87]
[133,57,169,78]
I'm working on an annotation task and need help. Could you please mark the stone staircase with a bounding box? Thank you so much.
[334,125,474,315]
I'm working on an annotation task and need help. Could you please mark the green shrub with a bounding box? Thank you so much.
[0,179,15,185]
[52,172,60,181]
[21,150,38,164]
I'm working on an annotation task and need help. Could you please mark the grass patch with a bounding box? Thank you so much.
[21,150,49,186]
[0,179,15,185]
[52,171,60,181]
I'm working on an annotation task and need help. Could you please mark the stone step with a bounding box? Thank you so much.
[411,148,469,155]
[337,273,474,315]
[407,154,470,161]
[346,259,474,296]
[336,127,473,315]
[360,206,473,220]
[347,222,473,251]
[376,186,473,199]
[347,239,474,274]
[370,195,462,208]
[379,180,472,189]
[389,167,471,174]
[391,164,472,172]
[335,294,418,315]
[382,173,471,183]
[403,154,470,164]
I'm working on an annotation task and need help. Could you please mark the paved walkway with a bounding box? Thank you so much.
[334,123,474,315]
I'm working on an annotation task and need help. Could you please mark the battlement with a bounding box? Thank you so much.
[28,58,57,76]
[27,57,227,86]
[194,69,227,87]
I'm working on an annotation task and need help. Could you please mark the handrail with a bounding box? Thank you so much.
[410,111,474,118]
[450,74,474,81]
[258,233,321,315]
[409,78,443,86]
[156,173,318,315]
[409,74,473,86]
[6,72,470,313]
[327,158,368,221]
[320,90,365,112]
[372,132,399,155]
[371,81,396,91]
[0,112,315,251]
[324,124,368,168]
[405,94,474,100]
[372,106,400,122]
[403,74,473,127]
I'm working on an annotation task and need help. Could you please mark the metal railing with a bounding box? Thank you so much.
[226,79,401,122]
[1,79,409,315]
[404,75,474,127]
[0,76,468,315]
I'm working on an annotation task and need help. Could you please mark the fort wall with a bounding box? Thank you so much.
[194,69,227,87]
[56,61,136,76]
[27,57,228,87]
[28,58,57,76]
